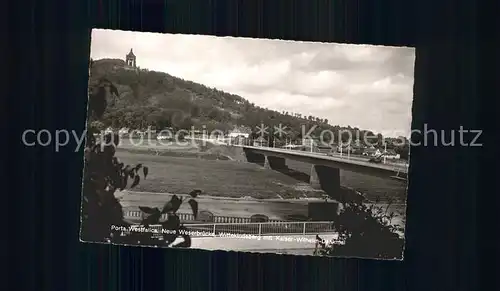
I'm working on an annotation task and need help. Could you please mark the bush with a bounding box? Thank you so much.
[314,197,405,259]
[80,67,199,247]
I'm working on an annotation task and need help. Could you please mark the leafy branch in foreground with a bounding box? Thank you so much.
[117,190,201,247]
[314,197,405,259]
[80,69,200,247]
[80,132,149,242]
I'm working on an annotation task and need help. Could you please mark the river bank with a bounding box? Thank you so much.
[116,190,406,230]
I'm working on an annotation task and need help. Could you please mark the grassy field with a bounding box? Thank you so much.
[116,150,324,199]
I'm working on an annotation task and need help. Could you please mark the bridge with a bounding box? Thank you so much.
[235,145,408,202]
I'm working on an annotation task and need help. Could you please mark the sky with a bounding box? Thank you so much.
[90,29,415,137]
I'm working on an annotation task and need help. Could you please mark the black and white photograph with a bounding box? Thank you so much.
[80,29,414,259]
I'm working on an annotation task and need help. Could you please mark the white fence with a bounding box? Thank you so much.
[139,221,335,237]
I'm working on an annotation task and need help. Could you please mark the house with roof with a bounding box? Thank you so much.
[302,137,320,146]
[118,127,130,136]
[226,126,250,145]
[335,144,364,155]
[301,137,322,152]
[104,127,114,134]
[253,136,268,147]
[228,126,250,139]
[362,147,382,157]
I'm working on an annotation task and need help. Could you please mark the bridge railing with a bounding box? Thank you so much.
[139,221,335,237]
[242,144,410,168]
[115,221,337,240]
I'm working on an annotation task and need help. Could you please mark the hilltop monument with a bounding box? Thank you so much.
[125,48,136,68]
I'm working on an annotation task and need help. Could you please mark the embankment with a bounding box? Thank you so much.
[116,141,236,161]
[204,144,247,162]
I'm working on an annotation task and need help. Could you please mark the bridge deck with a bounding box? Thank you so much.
[240,145,408,180]
[242,145,407,171]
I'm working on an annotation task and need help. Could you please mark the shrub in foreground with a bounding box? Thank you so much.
[80,72,199,247]
[315,198,405,259]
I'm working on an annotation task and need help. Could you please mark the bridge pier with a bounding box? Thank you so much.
[264,156,288,170]
[310,165,341,199]
[243,149,266,166]
[309,165,321,190]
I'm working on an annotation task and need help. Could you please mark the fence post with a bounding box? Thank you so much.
[213,224,216,236]
[258,223,262,237]
[303,222,306,235]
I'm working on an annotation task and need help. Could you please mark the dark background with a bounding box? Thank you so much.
[6,0,488,291]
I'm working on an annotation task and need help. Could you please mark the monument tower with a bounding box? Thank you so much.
[125,48,136,68]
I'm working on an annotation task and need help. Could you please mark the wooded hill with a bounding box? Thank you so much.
[89,58,408,153]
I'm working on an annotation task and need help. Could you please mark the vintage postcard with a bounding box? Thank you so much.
[80,29,414,260]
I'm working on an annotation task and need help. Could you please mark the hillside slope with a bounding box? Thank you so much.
[88,58,410,159]
[89,59,335,134]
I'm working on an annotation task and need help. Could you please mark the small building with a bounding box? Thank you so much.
[250,214,270,223]
[231,135,248,146]
[253,136,268,147]
[335,144,364,155]
[118,127,130,135]
[228,131,250,139]
[362,148,382,156]
[302,137,321,152]
[228,126,251,139]
[302,137,319,146]
[132,130,145,137]
[104,127,114,134]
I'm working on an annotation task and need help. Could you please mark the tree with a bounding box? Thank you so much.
[207,109,220,120]
[190,105,200,118]
[89,120,106,132]
[394,144,410,160]
[376,133,384,147]
[88,78,119,119]
[81,67,199,246]
[249,129,260,140]
[178,116,194,130]
[146,111,164,127]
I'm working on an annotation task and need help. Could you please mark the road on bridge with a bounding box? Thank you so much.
[239,145,408,175]
[189,137,408,172]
